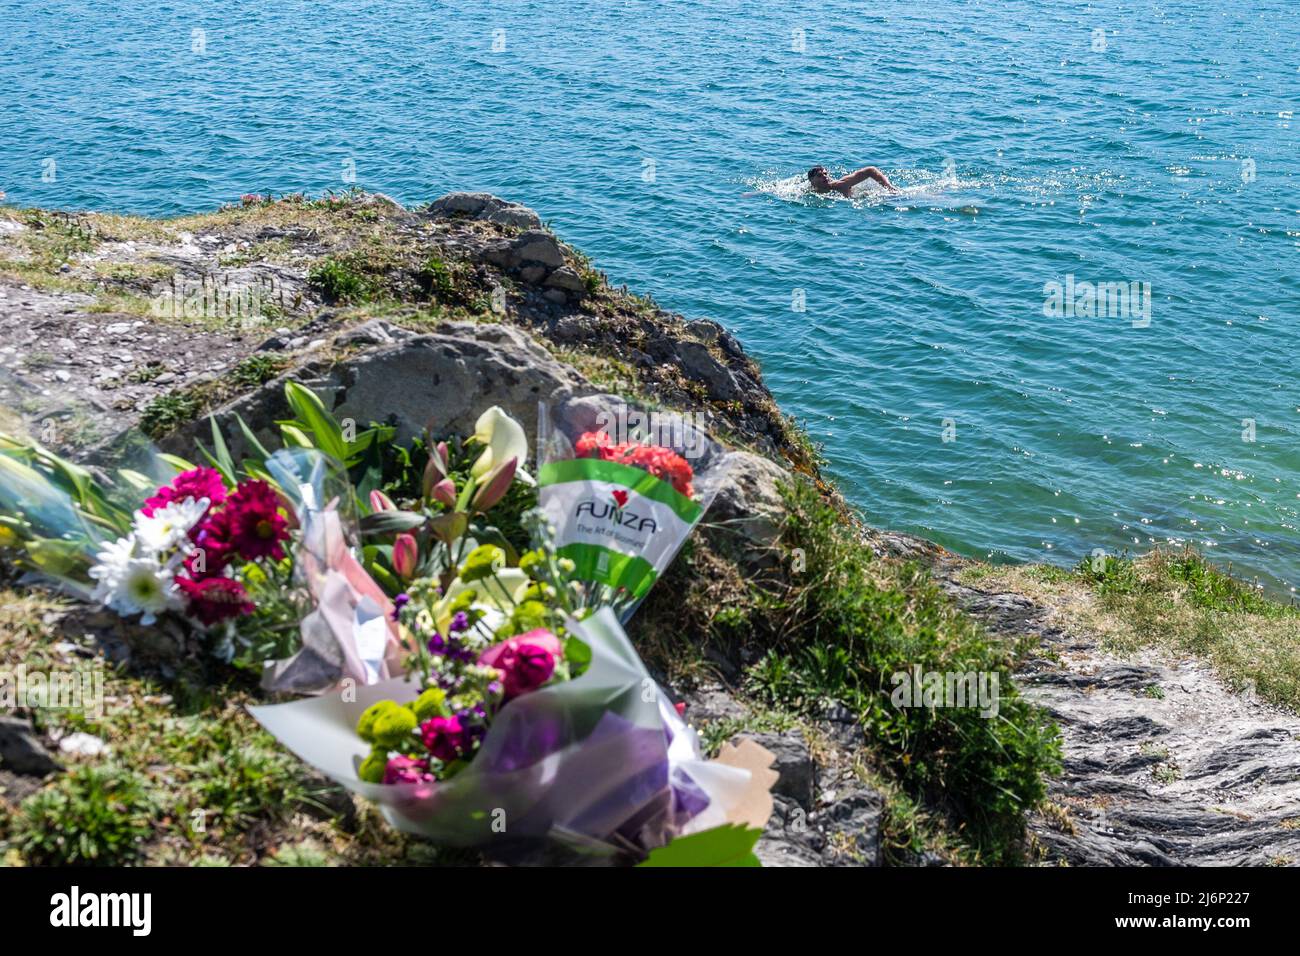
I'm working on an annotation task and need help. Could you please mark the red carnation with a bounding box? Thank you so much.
[574,431,695,497]
[224,479,290,561]
[177,576,255,625]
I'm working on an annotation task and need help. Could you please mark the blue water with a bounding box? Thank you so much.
[3,0,1298,591]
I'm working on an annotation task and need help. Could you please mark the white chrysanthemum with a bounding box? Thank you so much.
[89,534,179,624]
[107,555,179,625]
[133,496,209,553]
[88,534,137,603]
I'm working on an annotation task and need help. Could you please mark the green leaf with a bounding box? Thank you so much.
[468,522,519,566]
[206,415,237,486]
[115,469,156,494]
[563,635,592,674]
[637,825,764,868]
[157,453,196,473]
[278,422,315,450]
[359,510,427,535]
[233,413,271,465]
[283,381,348,462]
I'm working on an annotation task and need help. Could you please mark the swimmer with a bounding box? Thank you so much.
[807,164,898,197]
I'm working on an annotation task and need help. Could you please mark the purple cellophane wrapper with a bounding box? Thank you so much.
[248,608,752,858]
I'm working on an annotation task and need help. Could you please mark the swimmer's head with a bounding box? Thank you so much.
[807,165,831,192]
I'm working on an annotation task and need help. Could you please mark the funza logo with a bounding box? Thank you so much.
[1043,274,1151,327]
[575,494,656,533]
[50,886,151,936]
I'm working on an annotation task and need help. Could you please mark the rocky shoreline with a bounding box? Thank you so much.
[2,192,1296,867]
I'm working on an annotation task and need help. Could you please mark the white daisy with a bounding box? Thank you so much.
[133,497,209,553]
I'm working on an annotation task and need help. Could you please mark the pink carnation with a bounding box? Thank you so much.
[383,755,434,785]
[141,467,228,518]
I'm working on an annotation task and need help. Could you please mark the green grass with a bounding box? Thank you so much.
[308,257,371,303]
[139,387,209,439]
[636,480,1061,863]
[229,354,289,389]
[11,765,157,866]
[960,549,1300,712]
[740,481,1061,861]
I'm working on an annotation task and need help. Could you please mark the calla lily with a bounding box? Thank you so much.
[469,406,527,481]
[392,533,419,581]
[471,456,517,511]
[434,568,529,634]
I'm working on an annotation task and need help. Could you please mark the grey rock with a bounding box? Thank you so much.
[544,265,587,293]
[167,322,588,456]
[938,562,1300,866]
[481,230,567,274]
[58,731,110,758]
[821,790,885,866]
[675,340,742,402]
[708,451,788,561]
[333,319,416,348]
[0,716,62,776]
[513,231,566,269]
[734,730,815,810]
[517,265,547,285]
[426,192,542,230]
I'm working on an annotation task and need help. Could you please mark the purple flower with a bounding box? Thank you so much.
[421,716,467,762]
[450,610,470,633]
[426,632,446,654]
[391,592,410,621]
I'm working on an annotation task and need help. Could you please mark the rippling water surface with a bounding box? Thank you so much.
[3,0,1297,589]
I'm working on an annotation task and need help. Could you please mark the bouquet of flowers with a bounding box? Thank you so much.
[88,467,288,627]
[1,387,776,863]
[536,395,731,619]
[251,604,776,860]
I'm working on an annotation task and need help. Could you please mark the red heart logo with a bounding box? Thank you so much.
[611,489,629,508]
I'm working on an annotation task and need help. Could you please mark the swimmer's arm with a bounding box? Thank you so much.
[835,166,899,193]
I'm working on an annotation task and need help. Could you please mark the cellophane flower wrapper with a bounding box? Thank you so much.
[260,448,403,694]
[536,395,730,621]
[249,608,756,857]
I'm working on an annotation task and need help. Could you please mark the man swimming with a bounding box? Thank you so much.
[807,164,899,197]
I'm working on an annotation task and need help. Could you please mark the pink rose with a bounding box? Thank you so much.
[477,629,563,700]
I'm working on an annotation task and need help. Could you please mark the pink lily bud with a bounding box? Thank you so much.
[430,477,457,507]
[393,533,419,581]
[472,457,517,511]
[369,489,396,512]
